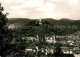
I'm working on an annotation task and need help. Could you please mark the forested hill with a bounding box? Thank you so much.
[8,18,80,26]
[7,18,80,35]
[8,18,31,25]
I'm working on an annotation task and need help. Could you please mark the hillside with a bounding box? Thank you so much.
[8,18,31,25]
[8,18,80,26]
[43,18,75,25]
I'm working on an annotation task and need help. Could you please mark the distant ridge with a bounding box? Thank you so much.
[8,18,79,20]
[8,18,80,26]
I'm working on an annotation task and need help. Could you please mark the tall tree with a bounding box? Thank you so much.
[0,2,12,56]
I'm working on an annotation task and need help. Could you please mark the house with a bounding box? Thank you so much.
[67,40,74,45]
[22,37,38,41]
[45,36,56,43]
[25,47,33,54]
[63,50,73,54]
[8,24,15,29]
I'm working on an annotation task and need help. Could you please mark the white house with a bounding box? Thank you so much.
[45,36,56,43]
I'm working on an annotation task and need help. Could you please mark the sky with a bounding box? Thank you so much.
[1,0,80,20]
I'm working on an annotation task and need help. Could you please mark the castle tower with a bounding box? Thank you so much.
[39,19,42,25]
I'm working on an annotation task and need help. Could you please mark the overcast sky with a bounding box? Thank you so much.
[1,0,80,20]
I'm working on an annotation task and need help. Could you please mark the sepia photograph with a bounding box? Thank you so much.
[0,0,80,57]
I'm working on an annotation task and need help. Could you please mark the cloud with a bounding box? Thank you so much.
[24,0,44,8]
[1,0,80,20]
[68,0,80,8]
[36,2,55,12]
[68,0,79,5]
[49,0,64,2]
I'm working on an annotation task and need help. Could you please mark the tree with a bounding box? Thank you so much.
[0,2,13,56]
[54,43,63,57]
